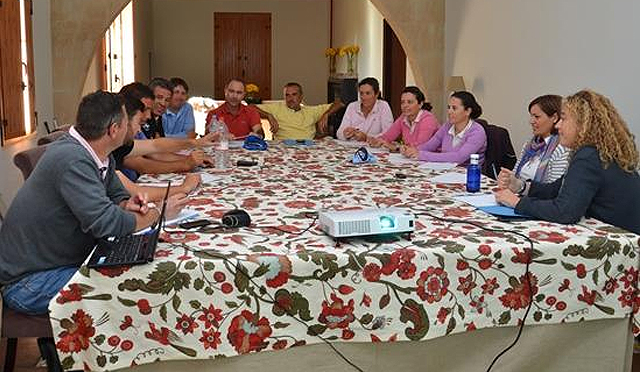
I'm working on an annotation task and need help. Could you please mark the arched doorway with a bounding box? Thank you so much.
[51,0,444,124]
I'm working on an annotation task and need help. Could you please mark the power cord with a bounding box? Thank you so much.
[416,211,534,372]
[181,244,365,372]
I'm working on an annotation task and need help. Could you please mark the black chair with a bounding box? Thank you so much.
[477,118,517,179]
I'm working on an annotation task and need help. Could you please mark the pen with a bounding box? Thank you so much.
[492,163,498,180]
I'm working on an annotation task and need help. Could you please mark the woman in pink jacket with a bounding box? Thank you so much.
[367,86,439,152]
[402,91,487,166]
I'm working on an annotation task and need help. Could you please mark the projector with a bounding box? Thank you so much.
[319,208,415,239]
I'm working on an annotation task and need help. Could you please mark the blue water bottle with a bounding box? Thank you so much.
[466,154,481,192]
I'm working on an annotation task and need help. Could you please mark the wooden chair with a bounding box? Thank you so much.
[2,146,62,372]
[13,145,47,181]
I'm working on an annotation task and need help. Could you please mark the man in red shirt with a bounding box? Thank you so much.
[206,79,263,138]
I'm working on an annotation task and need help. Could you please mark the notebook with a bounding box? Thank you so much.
[87,182,171,268]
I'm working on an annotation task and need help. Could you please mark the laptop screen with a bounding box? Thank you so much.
[149,181,172,233]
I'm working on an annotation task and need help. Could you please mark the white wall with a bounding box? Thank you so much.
[332,0,418,100]
[148,0,330,104]
[332,0,383,82]
[446,0,640,151]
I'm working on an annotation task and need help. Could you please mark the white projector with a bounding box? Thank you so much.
[319,208,415,239]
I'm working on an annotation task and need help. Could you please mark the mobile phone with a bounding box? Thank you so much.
[178,219,212,229]
[296,139,307,144]
[236,160,258,167]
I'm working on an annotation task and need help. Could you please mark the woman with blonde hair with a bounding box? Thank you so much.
[495,89,640,234]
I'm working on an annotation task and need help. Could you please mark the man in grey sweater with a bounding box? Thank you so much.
[0,91,185,315]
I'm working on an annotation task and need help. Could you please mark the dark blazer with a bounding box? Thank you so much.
[515,146,640,235]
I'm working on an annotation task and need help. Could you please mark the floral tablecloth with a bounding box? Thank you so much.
[50,140,640,371]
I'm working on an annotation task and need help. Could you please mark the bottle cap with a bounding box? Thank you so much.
[470,153,479,165]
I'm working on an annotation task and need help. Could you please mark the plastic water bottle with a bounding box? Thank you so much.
[466,153,481,193]
[214,119,230,169]
[208,114,221,134]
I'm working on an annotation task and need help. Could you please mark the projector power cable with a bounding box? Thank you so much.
[416,211,534,372]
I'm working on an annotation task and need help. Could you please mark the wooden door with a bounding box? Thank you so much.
[0,0,26,139]
[24,0,36,133]
[214,13,271,100]
[383,20,406,119]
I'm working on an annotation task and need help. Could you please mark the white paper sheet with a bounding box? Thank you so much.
[430,172,467,184]
[332,139,368,148]
[453,193,497,207]
[200,173,225,184]
[387,153,419,165]
[135,209,201,234]
[418,162,458,171]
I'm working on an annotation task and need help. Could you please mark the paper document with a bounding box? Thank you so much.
[229,140,244,149]
[200,173,225,184]
[453,193,497,207]
[387,153,419,165]
[419,162,458,171]
[430,172,467,184]
[135,209,201,235]
[333,139,367,148]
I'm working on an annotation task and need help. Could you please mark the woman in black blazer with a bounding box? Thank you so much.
[495,89,640,235]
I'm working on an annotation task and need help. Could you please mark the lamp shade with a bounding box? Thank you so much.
[447,76,466,92]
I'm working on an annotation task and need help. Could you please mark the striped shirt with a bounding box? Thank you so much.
[514,139,570,183]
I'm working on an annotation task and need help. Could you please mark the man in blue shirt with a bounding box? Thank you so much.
[162,77,196,138]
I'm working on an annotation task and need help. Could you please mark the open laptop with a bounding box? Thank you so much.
[87,182,171,268]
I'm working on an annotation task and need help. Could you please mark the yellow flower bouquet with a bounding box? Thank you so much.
[340,45,359,75]
[244,83,261,104]
[325,47,338,74]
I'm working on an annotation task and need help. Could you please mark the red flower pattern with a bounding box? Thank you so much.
[318,293,355,329]
[227,310,273,354]
[199,329,222,350]
[56,310,96,353]
[498,273,538,310]
[198,305,223,329]
[416,266,450,304]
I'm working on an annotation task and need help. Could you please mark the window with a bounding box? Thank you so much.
[0,0,36,143]
[104,1,135,92]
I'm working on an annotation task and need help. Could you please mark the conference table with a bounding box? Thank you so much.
[49,139,639,371]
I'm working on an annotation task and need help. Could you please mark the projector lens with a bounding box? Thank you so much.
[379,216,395,229]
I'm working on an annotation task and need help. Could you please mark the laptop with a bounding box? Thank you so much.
[87,182,171,268]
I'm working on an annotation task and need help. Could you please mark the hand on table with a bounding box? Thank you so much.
[498,167,524,192]
[494,189,521,208]
[124,192,150,214]
[179,173,201,194]
[401,145,418,159]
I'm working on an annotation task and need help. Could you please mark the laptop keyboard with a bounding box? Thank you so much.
[104,234,148,264]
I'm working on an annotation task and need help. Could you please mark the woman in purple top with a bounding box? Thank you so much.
[367,86,439,152]
[336,77,394,141]
[402,91,487,165]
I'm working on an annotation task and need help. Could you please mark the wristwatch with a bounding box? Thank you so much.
[516,180,527,195]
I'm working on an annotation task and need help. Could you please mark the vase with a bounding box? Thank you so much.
[329,55,336,75]
[347,56,357,77]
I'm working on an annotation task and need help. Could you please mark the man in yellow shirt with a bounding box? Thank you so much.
[255,82,343,140]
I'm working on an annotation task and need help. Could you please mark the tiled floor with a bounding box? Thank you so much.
[0,337,638,372]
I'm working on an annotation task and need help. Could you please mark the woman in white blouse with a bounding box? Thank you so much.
[513,95,569,183]
[336,77,394,141]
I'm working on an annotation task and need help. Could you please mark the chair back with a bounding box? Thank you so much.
[37,128,68,146]
[477,119,517,179]
[13,145,47,181]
